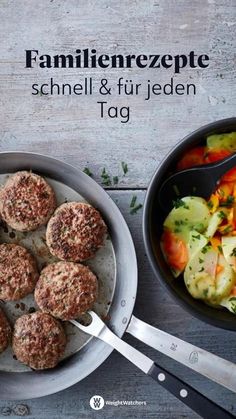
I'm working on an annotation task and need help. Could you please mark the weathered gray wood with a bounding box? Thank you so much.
[0,0,235,417]
[0,191,235,418]
[0,0,235,188]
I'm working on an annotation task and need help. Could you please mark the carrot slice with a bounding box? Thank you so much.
[215,182,234,201]
[221,167,236,183]
[205,149,231,163]
[216,265,224,274]
[210,236,221,250]
[177,147,205,170]
[161,230,188,272]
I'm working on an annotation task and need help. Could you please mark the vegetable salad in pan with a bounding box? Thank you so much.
[161,132,236,314]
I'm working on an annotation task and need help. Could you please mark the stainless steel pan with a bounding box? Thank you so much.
[0,153,235,417]
[0,152,137,399]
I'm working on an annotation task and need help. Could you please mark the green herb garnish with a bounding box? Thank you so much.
[218,245,223,253]
[221,195,235,207]
[207,201,213,209]
[130,195,137,208]
[230,248,236,257]
[113,176,119,185]
[222,225,233,234]
[172,198,189,209]
[83,167,93,177]
[130,203,143,215]
[218,210,227,220]
[121,161,128,175]
[173,184,180,196]
[192,234,201,240]
[101,168,112,186]
[201,245,210,254]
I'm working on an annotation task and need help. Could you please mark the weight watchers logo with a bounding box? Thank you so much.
[90,395,105,410]
[90,395,146,410]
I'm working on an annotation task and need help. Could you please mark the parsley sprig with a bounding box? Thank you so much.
[129,195,142,214]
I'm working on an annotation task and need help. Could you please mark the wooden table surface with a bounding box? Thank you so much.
[0,0,236,418]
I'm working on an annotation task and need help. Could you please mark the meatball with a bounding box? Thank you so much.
[46,202,107,262]
[35,261,98,320]
[12,312,66,370]
[0,307,11,354]
[0,243,39,301]
[0,171,56,231]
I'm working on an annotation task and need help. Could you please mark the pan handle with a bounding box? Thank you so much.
[148,362,234,419]
[127,315,236,393]
[72,313,234,418]
[105,326,234,418]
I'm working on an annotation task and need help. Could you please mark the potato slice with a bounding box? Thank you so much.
[205,208,228,238]
[207,132,236,151]
[184,245,218,300]
[164,196,210,242]
[184,249,236,303]
[220,296,236,314]
[215,254,236,300]
[187,231,208,260]
[222,236,236,272]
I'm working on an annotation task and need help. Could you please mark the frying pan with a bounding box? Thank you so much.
[0,153,235,417]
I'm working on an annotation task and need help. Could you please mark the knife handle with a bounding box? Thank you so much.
[73,313,233,418]
[148,363,234,419]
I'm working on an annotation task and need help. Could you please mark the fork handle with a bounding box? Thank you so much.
[148,363,234,419]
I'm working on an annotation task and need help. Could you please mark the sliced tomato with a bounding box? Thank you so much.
[161,230,188,272]
[221,167,236,183]
[177,147,206,171]
[205,149,231,163]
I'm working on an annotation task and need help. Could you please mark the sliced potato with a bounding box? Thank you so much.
[185,245,218,286]
[184,249,236,303]
[205,208,229,238]
[187,231,208,260]
[215,254,236,301]
[164,196,211,242]
[220,296,236,314]
[222,236,236,272]
[184,245,218,300]
[207,132,236,151]
[185,271,217,300]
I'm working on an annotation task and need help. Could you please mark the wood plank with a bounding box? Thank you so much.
[0,0,235,187]
[0,191,235,418]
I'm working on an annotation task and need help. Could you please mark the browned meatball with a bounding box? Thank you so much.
[0,307,11,354]
[46,202,107,262]
[12,312,66,370]
[0,171,56,231]
[0,244,39,301]
[35,261,98,320]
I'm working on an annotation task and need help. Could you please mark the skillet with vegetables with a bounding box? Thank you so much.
[161,132,236,314]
